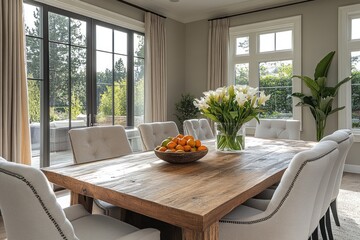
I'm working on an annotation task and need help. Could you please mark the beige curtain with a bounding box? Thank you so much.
[0,0,31,164]
[144,12,167,122]
[207,18,230,90]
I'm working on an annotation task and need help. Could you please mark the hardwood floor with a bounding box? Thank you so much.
[0,173,359,240]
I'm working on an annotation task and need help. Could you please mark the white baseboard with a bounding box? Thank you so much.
[344,164,360,174]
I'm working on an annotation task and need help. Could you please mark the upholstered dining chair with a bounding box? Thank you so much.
[219,140,339,240]
[254,119,301,140]
[68,125,133,219]
[0,158,160,240]
[69,125,132,164]
[138,121,179,150]
[183,118,214,140]
[318,129,353,239]
[244,130,353,240]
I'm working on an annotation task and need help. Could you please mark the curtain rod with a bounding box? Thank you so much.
[208,0,315,21]
[117,0,167,19]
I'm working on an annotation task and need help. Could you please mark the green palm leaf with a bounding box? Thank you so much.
[314,51,335,79]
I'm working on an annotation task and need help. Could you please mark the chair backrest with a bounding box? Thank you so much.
[0,158,79,240]
[138,121,179,150]
[183,118,214,140]
[321,129,353,203]
[262,141,338,239]
[307,138,339,234]
[254,119,300,140]
[69,125,132,164]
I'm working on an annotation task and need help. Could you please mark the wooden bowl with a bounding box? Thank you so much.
[154,149,208,164]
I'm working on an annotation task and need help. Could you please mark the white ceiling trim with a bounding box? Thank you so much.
[34,0,145,32]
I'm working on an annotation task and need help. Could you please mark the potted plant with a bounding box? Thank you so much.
[174,93,199,133]
[292,51,351,141]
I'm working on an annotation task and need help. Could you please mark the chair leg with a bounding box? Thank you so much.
[320,216,328,240]
[326,208,334,240]
[330,199,340,226]
[312,227,318,240]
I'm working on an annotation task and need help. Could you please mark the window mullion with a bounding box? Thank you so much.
[128,32,134,126]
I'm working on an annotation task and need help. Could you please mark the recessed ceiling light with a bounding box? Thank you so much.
[169,0,179,2]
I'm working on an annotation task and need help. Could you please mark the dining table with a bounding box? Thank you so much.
[41,137,315,240]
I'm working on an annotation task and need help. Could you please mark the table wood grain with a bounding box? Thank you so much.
[42,137,315,240]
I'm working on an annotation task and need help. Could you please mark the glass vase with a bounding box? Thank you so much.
[215,122,245,153]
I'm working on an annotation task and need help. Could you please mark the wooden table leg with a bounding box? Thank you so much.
[182,222,219,240]
[70,191,93,213]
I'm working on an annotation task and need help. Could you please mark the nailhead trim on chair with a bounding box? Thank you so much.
[219,147,338,225]
[0,168,69,240]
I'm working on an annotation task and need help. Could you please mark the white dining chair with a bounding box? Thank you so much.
[183,118,214,140]
[68,125,133,219]
[219,140,339,240]
[0,158,160,240]
[69,125,132,164]
[254,119,300,140]
[318,129,353,239]
[244,130,353,240]
[138,121,179,150]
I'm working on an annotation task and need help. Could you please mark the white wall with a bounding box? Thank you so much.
[184,0,360,167]
[166,19,186,124]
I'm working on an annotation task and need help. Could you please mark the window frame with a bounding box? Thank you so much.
[338,3,360,141]
[24,0,145,167]
[229,16,302,125]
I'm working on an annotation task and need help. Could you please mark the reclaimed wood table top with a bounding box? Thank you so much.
[42,137,315,240]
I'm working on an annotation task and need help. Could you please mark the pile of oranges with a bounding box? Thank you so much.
[155,134,208,153]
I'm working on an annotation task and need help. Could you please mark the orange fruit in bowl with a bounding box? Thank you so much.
[171,137,178,144]
[159,146,167,152]
[187,139,195,148]
[197,145,208,151]
[195,140,201,148]
[175,145,185,151]
[166,141,177,149]
[184,145,191,152]
[178,138,187,146]
[183,135,194,141]
[176,134,184,139]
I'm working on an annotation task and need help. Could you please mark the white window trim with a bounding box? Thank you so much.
[229,16,302,128]
[338,4,360,142]
[34,0,144,32]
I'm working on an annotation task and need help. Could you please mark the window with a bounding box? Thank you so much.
[229,16,301,121]
[24,1,145,167]
[338,4,360,136]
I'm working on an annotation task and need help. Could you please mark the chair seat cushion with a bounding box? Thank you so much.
[71,214,139,240]
[243,199,271,211]
[63,204,91,222]
[221,205,263,222]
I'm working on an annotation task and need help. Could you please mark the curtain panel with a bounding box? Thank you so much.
[0,0,31,164]
[207,18,230,90]
[144,12,167,122]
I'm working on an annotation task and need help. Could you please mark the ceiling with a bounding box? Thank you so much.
[121,0,309,23]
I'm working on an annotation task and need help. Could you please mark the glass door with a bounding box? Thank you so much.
[48,11,89,165]
[24,2,145,167]
[94,24,129,126]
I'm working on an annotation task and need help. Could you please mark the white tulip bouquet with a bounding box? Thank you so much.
[194,85,270,151]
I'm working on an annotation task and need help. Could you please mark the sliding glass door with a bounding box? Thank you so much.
[48,12,89,165]
[24,2,145,168]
